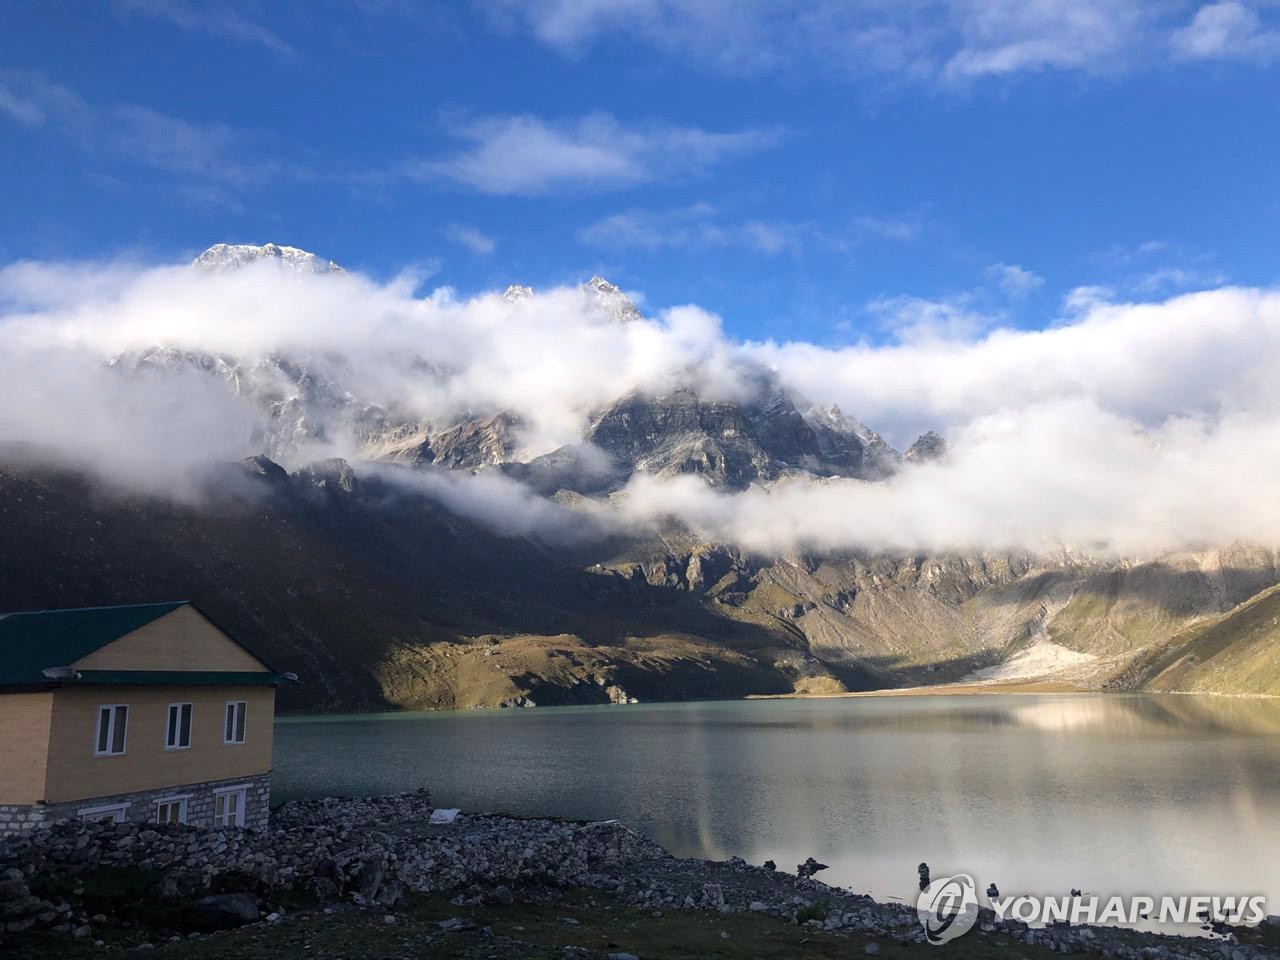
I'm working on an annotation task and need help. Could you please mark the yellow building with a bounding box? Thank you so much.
[0,601,288,833]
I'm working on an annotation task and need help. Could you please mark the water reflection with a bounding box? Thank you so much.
[274,694,1280,912]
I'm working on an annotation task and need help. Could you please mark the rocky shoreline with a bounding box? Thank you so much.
[2,791,1277,959]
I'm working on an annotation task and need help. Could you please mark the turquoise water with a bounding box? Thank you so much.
[274,693,1280,909]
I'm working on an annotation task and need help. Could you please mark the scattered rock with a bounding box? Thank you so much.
[0,788,1262,960]
[438,917,476,933]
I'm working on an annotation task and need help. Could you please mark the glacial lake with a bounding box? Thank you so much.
[274,693,1280,912]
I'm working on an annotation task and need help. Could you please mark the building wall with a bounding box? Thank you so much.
[42,685,274,804]
[72,605,269,673]
[0,772,271,835]
[0,803,47,833]
[0,692,54,805]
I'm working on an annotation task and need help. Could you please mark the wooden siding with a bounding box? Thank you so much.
[0,693,53,804]
[42,686,275,804]
[71,606,269,673]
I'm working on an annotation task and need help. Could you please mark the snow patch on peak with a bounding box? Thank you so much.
[583,275,643,323]
[905,430,948,463]
[809,403,882,446]
[502,284,534,303]
[193,243,344,274]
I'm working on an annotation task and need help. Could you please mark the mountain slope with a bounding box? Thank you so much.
[4,451,1278,709]
[1107,581,1280,695]
[0,456,823,711]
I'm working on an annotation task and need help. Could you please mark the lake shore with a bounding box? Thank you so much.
[750,683,1280,701]
[4,791,1277,960]
[748,678,1085,699]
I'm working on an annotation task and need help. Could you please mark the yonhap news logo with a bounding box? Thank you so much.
[916,873,981,945]
[914,874,1269,946]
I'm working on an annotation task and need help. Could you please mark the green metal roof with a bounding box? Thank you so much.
[0,601,282,689]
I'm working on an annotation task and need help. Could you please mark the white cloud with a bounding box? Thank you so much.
[866,294,1002,344]
[481,0,1227,85]
[1062,285,1114,315]
[0,71,277,187]
[115,0,293,56]
[942,0,1151,78]
[406,113,782,196]
[615,401,1280,556]
[578,204,806,254]
[1087,239,1227,297]
[580,205,922,254]
[1131,266,1227,295]
[1171,2,1280,61]
[852,213,923,242]
[754,286,1280,447]
[985,262,1044,298]
[0,81,48,126]
[6,253,1280,556]
[444,224,497,256]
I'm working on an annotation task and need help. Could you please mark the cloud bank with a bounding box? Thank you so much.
[2,252,1280,557]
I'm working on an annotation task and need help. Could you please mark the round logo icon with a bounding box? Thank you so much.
[916,873,980,945]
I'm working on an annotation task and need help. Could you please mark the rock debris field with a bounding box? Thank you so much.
[2,790,1278,959]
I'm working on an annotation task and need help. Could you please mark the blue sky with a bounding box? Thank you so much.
[2,1,1279,342]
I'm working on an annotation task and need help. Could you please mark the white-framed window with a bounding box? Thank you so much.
[213,785,249,828]
[78,802,129,823]
[165,702,193,750]
[223,700,247,744]
[154,795,189,825]
[94,704,129,756]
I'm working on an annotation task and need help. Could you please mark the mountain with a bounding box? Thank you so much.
[112,247,900,492]
[905,430,947,463]
[3,243,1278,710]
[193,242,344,274]
[583,275,644,323]
[580,387,897,490]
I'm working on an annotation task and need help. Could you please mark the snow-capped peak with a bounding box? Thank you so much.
[584,275,642,323]
[192,243,344,274]
[502,284,534,303]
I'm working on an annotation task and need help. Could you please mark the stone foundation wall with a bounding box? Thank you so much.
[0,805,47,834]
[0,773,270,834]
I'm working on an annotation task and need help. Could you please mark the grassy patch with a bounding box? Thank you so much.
[26,865,191,930]
[6,885,1104,960]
